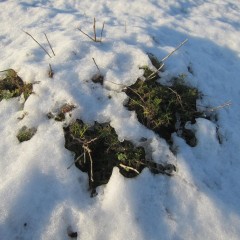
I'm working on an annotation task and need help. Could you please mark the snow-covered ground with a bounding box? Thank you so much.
[0,0,240,239]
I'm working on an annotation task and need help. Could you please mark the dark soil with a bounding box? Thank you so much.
[63,120,176,196]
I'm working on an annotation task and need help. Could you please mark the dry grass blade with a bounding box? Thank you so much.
[44,33,55,56]
[146,39,188,81]
[92,58,100,73]
[24,31,52,58]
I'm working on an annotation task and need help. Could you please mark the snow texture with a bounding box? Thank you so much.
[0,0,240,239]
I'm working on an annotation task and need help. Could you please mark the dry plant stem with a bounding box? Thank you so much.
[67,152,84,169]
[119,163,140,174]
[205,100,231,112]
[168,87,184,109]
[83,145,94,183]
[44,33,55,56]
[78,28,96,42]
[161,39,188,62]
[48,64,54,78]
[92,58,101,73]
[100,21,105,41]
[146,39,188,80]
[146,63,164,80]
[93,18,97,41]
[78,18,104,42]
[24,31,52,58]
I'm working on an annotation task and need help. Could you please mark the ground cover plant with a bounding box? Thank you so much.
[124,67,203,147]
[64,120,176,196]
[0,69,32,102]
[17,126,37,143]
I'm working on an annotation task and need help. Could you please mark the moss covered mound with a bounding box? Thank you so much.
[0,69,32,101]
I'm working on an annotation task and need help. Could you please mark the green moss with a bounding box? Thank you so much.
[0,69,32,102]
[17,126,37,143]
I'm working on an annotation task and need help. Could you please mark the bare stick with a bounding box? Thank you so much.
[146,39,188,81]
[67,152,84,169]
[83,145,94,183]
[204,101,231,112]
[44,33,55,56]
[93,17,97,41]
[92,58,100,73]
[145,63,164,81]
[119,163,140,174]
[100,21,105,42]
[161,39,188,62]
[24,31,52,58]
[48,64,54,78]
[78,28,96,42]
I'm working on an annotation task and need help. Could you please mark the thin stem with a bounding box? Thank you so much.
[93,17,97,41]
[67,152,84,169]
[44,33,55,56]
[92,58,100,73]
[24,31,52,58]
[161,39,188,62]
[100,22,105,41]
[78,28,96,42]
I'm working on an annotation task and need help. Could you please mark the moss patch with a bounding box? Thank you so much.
[124,74,203,146]
[17,126,37,143]
[64,120,176,196]
[0,69,32,102]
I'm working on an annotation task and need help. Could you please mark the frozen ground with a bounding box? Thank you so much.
[0,0,240,239]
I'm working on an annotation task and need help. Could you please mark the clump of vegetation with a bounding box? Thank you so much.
[17,126,37,143]
[64,120,175,196]
[47,103,76,121]
[124,70,203,146]
[0,69,32,102]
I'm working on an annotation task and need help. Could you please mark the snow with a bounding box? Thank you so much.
[0,0,240,239]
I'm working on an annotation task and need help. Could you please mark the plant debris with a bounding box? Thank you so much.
[64,120,176,196]
[0,69,32,102]
[17,126,37,143]
[124,74,203,146]
[47,103,76,121]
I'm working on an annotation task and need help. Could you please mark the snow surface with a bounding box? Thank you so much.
[0,0,240,239]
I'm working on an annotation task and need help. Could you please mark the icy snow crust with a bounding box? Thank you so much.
[0,0,240,239]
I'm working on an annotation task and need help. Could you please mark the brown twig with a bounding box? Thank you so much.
[146,39,188,81]
[100,21,105,41]
[92,58,100,73]
[78,28,96,42]
[44,33,55,56]
[48,64,54,78]
[78,18,104,42]
[93,17,97,41]
[67,152,84,169]
[24,31,52,58]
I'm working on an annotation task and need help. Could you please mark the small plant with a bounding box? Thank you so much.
[64,120,175,196]
[124,74,203,146]
[0,69,33,102]
[17,126,37,143]
[78,18,105,42]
